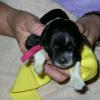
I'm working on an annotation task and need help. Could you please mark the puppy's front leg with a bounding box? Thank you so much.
[33,49,47,75]
[70,61,85,90]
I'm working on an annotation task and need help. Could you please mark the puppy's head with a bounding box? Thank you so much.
[40,18,85,68]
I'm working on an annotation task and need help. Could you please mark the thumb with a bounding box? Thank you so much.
[76,22,85,34]
[19,23,45,53]
[28,22,45,36]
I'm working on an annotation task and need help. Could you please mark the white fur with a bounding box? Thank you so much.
[33,49,47,75]
[69,61,85,90]
[33,50,85,90]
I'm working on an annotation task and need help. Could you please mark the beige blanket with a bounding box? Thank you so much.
[0,0,100,100]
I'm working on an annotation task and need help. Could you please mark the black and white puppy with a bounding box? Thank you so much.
[25,9,90,90]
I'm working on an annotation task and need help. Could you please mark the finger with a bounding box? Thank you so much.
[44,64,69,82]
[32,23,45,36]
[19,23,44,53]
[76,22,85,33]
[28,21,45,36]
[56,67,70,77]
[17,29,31,53]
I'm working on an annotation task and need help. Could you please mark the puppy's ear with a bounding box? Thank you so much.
[40,18,69,46]
[40,9,69,25]
[40,27,50,47]
[25,34,40,50]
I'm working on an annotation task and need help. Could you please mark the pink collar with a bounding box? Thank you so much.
[21,45,43,62]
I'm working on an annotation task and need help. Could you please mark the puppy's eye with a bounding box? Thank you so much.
[67,43,73,51]
[53,46,59,49]
[67,45,72,51]
[44,46,49,50]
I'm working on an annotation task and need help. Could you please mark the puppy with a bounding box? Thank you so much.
[25,9,90,90]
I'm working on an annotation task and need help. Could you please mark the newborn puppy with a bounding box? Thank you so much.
[41,18,82,68]
[25,9,89,90]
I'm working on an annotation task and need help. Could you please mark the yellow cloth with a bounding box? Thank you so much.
[10,65,51,100]
[80,45,98,81]
[10,45,98,100]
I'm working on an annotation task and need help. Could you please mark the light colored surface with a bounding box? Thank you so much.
[0,0,100,100]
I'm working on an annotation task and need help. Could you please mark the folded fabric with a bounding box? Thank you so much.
[10,45,98,100]
[10,64,51,100]
[78,45,97,81]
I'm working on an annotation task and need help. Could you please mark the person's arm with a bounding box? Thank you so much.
[0,2,69,83]
[0,2,44,52]
[0,2,17,37]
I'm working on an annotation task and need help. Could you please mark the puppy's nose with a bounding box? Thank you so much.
[60,57,66,64]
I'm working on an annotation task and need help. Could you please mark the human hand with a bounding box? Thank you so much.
[76,15,98,47]
[9,10,69,82]
[44,61,70,82]
[9,10,44,53]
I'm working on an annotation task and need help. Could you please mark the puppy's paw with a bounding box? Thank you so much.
[34,49,47,75]
[34,63,43,75]
[70,76,85,90]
